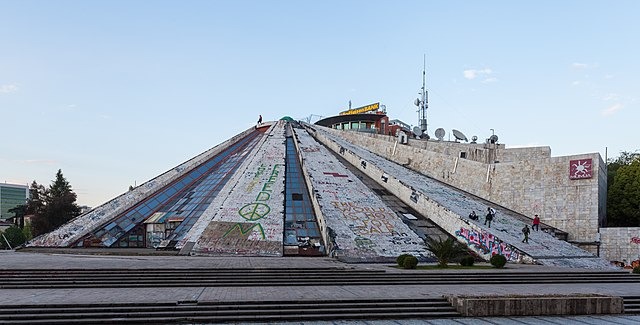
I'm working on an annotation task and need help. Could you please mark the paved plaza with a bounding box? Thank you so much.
[1,250,640,324]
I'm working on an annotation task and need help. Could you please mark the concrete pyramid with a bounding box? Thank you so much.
[27,120,611,268]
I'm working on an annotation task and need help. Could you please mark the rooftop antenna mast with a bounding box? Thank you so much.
[414,54,429,137]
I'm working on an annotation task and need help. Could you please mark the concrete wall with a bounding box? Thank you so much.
[343,131,551,164]
[322,127,603,245]
[448,294,623,316]
[600,227,640,266]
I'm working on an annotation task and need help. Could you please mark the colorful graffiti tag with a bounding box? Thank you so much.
[631,237,640,244]
[455,227,522,261]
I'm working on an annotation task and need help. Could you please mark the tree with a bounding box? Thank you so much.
[424,236,468,268]
[43,169,81,234]
[8,204,27,228]
[30,170,81,237]
[607,153,640,227]
[27,181,49,237]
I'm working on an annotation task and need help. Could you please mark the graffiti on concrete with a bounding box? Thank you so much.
[456,227,522,261]
[631,237,640,244]
[331,201,404,237]
[223,164,283,240]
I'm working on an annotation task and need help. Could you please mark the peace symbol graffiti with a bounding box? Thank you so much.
[238,203,270,221]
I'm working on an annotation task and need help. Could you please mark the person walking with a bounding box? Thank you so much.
[522,224,531,243]
[532,214,540,231]
[257,114,262,124]
[485,207,495,228]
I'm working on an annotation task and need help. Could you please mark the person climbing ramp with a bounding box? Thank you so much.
[522,224,531,243]
[485,207,495,228]
[532,214,540,231]
[257,114,262,124]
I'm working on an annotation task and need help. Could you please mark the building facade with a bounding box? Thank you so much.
[0,183,28,221]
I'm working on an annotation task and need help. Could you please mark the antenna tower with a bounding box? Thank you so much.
[419,55,428,133]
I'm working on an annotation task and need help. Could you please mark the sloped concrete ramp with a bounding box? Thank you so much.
[294,126,430,262]
[307,124,612,269]
[187,121,287,256]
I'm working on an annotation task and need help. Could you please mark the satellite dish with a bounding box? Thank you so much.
[414,98,421,106]
[452,129,468,142]
[489,134,499,144]
[434,128,445,141]
[412,126,423,137]
[471,135,478,143]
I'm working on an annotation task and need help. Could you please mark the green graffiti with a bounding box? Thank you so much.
[223,223,266,239]
[239,203,270,221]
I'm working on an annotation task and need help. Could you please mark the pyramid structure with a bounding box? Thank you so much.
[27,120,611,267]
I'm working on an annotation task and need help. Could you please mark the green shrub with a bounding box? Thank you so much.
[633,266,640,274]
[490,254,507,268]
[424,237,467,268]
[459,255,475,267]
[396,254,412,267]
[0,226,27,249]
[403,255,418,269]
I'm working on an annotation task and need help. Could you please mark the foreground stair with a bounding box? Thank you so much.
[624,296,640,314]
[1,268,638,289]
[0,298,459,324]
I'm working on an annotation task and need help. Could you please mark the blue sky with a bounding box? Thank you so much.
[1,1,638,207]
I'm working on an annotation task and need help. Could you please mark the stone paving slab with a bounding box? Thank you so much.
[245,316,640,325]
[1,251,639,324]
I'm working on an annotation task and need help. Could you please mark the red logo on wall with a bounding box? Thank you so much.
[569,159,593,179]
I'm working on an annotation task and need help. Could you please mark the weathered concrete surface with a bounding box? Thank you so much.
[448,294,624,317]
[320,126,605,248]
[294,127,429,262]
[307,124,613,269]
[189,121,286,256]
[27,127,257,248]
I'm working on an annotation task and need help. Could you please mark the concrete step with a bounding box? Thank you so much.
[623,296,640,314]
[1,270,638,288]
[0,298,460,324]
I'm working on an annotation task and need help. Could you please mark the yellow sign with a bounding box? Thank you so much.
[339,102,380,116]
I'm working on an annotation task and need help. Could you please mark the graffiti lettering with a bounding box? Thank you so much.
[223,223,266,239]
[456,227,522,261]
[631,237,640,244]
[229,164,284,240]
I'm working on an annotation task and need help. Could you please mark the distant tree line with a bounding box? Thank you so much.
[607,151,640,227]
[1,169,80,249]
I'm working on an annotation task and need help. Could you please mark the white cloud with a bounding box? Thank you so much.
[0,83,19,93]
[602,93,619,101]
[602,103,623,117]
[571,81,581,86]
[482,77,498,83]
[572,63,589,69]
[24,159,58,165]
[463,68,493,80]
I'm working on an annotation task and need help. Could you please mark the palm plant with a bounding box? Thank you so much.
[424,236,467,268]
